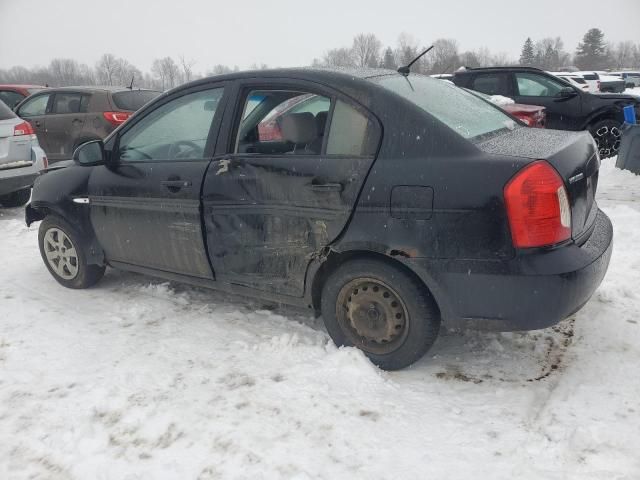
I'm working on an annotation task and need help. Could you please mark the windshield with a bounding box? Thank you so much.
[373,74,517,141]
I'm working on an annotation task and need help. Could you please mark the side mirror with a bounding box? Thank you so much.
[557,87,578,99]
[73,140,105,166]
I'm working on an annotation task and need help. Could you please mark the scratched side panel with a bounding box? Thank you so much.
[203,155,373,296]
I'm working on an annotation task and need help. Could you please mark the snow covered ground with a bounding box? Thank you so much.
[0,159,639,479]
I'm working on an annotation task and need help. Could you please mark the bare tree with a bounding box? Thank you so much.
[352,33,382,68]
[96,53,119,85]
[152,57,179,90]
[429,38,459,74]
[612,41,637,69]
[322,48,355,68]
[178,55,197,84]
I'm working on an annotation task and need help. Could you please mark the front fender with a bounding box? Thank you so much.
[29,165,105,265]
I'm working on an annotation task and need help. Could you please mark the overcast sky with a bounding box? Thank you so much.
[1,0,638,72]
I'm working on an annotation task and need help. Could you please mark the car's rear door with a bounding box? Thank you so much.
[15,92,51,152]
[87,83,229,278]
[202,79,381,297]
[46,92,90,161]
[511,72,583,130]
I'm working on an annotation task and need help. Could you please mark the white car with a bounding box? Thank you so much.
[551,72,590,92]
[574,71,601,93]
[0,100,47,207]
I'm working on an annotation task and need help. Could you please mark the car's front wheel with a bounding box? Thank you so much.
[38,216,105,289]
[590,119,622,158]
[321,259,440,370]
[0,188,31,208]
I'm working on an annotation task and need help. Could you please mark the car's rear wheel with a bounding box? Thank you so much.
[38,216,105,289]
[590,119,622,159]
[0,188,31,208]
[320,259,440,370]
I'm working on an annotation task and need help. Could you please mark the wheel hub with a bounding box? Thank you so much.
[593,124,621,157]
[338,279,408,352]
[43,227,79,280]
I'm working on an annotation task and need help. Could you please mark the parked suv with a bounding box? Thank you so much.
[453,66,640,157]
[13,86,160,163]
[0,100,47,207]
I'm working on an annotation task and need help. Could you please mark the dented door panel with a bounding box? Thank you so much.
[202,155,374,296]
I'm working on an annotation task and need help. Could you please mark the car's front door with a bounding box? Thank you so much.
[15,92,52,152]
[87,84,228,278]
[46,92,89,161]
[202,81,381,297]
[512,72,583,130]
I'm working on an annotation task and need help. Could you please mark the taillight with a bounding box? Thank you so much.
[43,156,48,169]
[596,80,601,91]
[13,121,35,136]
[516,115,533,126]
[504,161,571,248]
[103,111,132,127]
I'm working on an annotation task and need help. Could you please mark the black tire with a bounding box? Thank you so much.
[0,188,31,207]
[589,119,622,159]
[38,215,105,289]
[320,258,440,370]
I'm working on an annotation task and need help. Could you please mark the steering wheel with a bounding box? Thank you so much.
[168,140,201,159]
[120,146,152,160]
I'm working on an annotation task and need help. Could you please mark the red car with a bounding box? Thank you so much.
[0,84,47,109]
[503,103,546,128]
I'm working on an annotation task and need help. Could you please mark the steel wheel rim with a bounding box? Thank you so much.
[336,278,409,354]
[593,124,622,157]
[43,227,79,280]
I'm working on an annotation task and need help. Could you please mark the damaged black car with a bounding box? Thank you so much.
[26,68,613,370]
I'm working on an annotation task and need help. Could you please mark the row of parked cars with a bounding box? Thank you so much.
[0,84,160,206]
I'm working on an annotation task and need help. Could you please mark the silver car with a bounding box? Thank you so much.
[0,99,47,207]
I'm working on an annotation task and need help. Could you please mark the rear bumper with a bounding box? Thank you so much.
[0,170,37,196]
[405,209,613,331]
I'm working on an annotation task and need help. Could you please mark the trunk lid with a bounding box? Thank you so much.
[0,117,33,168]
[477,127,600,242]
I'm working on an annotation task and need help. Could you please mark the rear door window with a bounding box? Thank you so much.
[17,93,51,117]
[471,74,511,96]
[52,93,87,114]
[112,90,160,111]
[0,90,25,109]
[326,100,378,156]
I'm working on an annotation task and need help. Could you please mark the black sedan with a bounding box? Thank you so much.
[26,68,613,370]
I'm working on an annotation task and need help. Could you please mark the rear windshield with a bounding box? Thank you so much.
[373,74,517,141]
[0,99,16,120]
[111,90,160,111]
[582,73,599,80]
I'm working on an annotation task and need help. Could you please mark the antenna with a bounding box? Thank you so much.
[397,45,434,76]
[128,75,134,90]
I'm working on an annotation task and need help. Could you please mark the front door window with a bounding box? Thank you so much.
[117,88,224,162]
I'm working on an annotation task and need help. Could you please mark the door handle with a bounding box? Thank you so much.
[309,182,343,192]
[161,179,192,189]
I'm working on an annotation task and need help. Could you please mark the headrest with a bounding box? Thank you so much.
[280,112,318,144]
[67,99,81,113]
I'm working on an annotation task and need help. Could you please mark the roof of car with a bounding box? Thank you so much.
[181,67,399,88]
[36,86,160,94]
[453,66,545,75]
[0,84,46,89]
